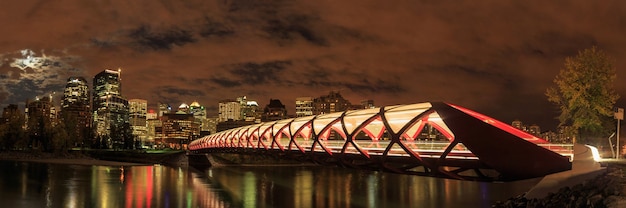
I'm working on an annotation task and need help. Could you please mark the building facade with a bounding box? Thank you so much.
[312,91,352,115]
[155,113,200,149]
[218,99,241,122]
[92,69,130,149]
[295,97,313,117]
[158,102,172,117]
[25,96,54,149]
[1,104,19,125]
[262,99,287,121]
[61,77,91,146]
[129,99,148,147]
[189,101,211,131]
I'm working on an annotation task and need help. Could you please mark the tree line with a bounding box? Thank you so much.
[0,110,136,153]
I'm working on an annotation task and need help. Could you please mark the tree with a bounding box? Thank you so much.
[546,46,620,144]
[50,121,69,153]
[1,111,28,150]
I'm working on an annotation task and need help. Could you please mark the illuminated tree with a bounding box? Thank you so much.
[546,46,620,144]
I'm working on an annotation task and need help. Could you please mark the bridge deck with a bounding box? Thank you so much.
[188,102,573,181]
[202,140,573,161]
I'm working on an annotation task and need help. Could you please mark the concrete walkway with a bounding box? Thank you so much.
[525,144,606,199]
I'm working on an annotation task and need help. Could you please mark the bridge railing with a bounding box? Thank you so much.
[298,140,478,159]
[537,143,574,161]
[192,138,572,161]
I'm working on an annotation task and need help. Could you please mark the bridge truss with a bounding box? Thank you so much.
[188,102,572,181]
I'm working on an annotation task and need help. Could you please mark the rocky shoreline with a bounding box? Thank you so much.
[493,162,626,208]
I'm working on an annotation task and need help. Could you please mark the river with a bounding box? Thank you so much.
[0,160,541,208]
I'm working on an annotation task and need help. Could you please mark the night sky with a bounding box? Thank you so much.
[1,0,625,131]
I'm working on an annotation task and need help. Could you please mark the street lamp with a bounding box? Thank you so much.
[615,107,623,159]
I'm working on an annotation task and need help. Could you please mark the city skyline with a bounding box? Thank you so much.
[1,1,626,131]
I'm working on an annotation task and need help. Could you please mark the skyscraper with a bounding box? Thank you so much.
[92,69,130,149]
[61,77,91,146]
[189,101,210,131]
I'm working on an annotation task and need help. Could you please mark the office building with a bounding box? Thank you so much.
[295,97,313,117]
[312,91,352,115]
[92,69,130,148]
[61,77,91,146]
[218,99,240,122]
[155,113,200,150]
[129,99,148,146]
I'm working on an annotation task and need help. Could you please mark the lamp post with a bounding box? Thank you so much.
[615,107,624,159]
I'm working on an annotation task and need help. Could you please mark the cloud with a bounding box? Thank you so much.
[0,49,83,104]
[0,0,626,131]
[262,15,328,46]
[151,86,206,106]
[129,25,197,51]
[227,60,291,84]
[199,17,235,38]
[209,76,241,88]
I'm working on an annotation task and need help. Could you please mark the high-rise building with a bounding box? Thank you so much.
[312,91,352,115]
[61,77,91,146]
[145,109,159,148]
[236,96,260,122]
[205,117,218,135]
[92,69,130,149]
[146,116,161,148]
[295,97,313,117]
[243,101,260,122]
[62,77,90,109]
[155,113,200,150]
[218,99,241,122]
[262,99,287,121]
[129,99,148,146]
[189,101,211,131]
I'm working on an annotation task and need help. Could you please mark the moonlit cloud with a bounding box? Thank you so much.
[0,0,625,130]
[0,49,82,103]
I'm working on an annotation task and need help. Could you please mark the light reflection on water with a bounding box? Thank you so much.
[0,161,540,208]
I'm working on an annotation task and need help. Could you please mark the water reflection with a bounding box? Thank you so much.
[0,161,229,208]
[207,166,540,208]
[0,161,539,208]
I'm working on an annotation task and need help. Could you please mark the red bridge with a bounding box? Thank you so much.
[188,102,572,181]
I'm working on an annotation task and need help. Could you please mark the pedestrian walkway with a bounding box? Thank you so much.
[526,144,606,199]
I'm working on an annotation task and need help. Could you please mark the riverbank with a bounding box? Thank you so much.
[493,162,626,208]
[0,150,153,166]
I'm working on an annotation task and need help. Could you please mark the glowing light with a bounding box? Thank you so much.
[585,145,602,162]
